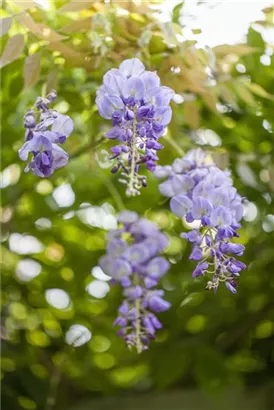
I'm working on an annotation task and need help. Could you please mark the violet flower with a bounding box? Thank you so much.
[96,58,174,196]
[99,211,171,352]
[18,90,74,177]
[155,148,246,293]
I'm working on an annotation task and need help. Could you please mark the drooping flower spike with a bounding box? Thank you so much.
[99,211,171,352]
[96,58,174,196]
[18,90,74,177]
[155,148,246,293]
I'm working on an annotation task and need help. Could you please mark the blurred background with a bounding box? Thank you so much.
[1,1,274,409]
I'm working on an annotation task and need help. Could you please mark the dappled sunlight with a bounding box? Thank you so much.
[262,214,274,232]
[52,183,75,208]
[16,259,42,282]
[9,233,44,255]
[86,280,110,299]
[77,202,117,230]
[35,217,52,230]
[243,202,258,222]
[0,164,21,188]
[65,324,92,347]
[91,266,111,281]
[45,289,71,310]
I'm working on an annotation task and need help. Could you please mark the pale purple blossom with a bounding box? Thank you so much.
[96,58,174,196]
[99,211,170,352]
[18,91,73,177]
[155,148,246,293]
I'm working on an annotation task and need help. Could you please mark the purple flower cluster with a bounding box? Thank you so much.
[18,91,74,177]
[155,148,246,293]
[96,58,174,196]
[99,211,171,352]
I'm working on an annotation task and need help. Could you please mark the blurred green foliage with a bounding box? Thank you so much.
[1,1,274,409]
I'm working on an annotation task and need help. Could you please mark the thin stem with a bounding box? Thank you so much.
[135,297,142,354]
[163,134,185,157]
[45,367,61,410]
[105,177,125,211]
[70,134,105,160]
[133,272,142,354]
[126,107,138,196]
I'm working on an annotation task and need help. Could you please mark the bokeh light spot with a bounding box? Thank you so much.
[65,324,92,347]
[16,259,42,282]
[45,289,71,310]
[91,266,111,281]
[53,184,75,207]
[9,233,44,255]
[86,280,110,299]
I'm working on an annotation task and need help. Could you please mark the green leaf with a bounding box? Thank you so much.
[24,52,41,89]
[16,11,40,33]
[11,0,35,10]
[0,34,25,68]
[62,18,92,33]
[213,44,260,56]
[137,29,152,47]
[234,82,257,107]
[60,1,95,12]
[247,27,265,48]
[194,347,228,392]
[183,101,200,129]
[172,1,184,25]
[0,17,12,37]
[192,28,202,34]
[17,12,68,42]
[36,24,68,42]
[247,83,274,100]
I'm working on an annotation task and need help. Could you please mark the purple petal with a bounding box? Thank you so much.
[225,281,237,294]
[118,301,129,315]
[154,165,172,179]
[52,113,74,137]
[170,195,193,217]
[122,77,145,100]
[141,71,160,90]
[112,258,132,280]
[146,257,170,279]
[123,244,151,265]
[18,141,30,161]
[119,58,145,78]
[172,175,194,195]
[226,243,245,256]
[28,135,52,152]
[148,314,162,329]
[123,285,143,300]
[191,197,213,220]
[210,206,232,227]
[52,144,69,170]
[117,210,139,224]
[149,295,171,313]
[106,126,126,140]
[107,238,127,256]
[159,180,175,197]
[189,246,203,261]
[144,277,158,288]
[155,106,172,126]
[96,94,124,119]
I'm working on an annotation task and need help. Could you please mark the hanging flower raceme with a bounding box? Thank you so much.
[18,90,74,177]
[99,211,171,352]
[155,148,246,294]
[96,58,174,196]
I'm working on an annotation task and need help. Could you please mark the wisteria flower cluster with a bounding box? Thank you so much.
[96,58,174,196]
[154,148,246,293]
[99,211,171,352]
[18,90,74,177]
